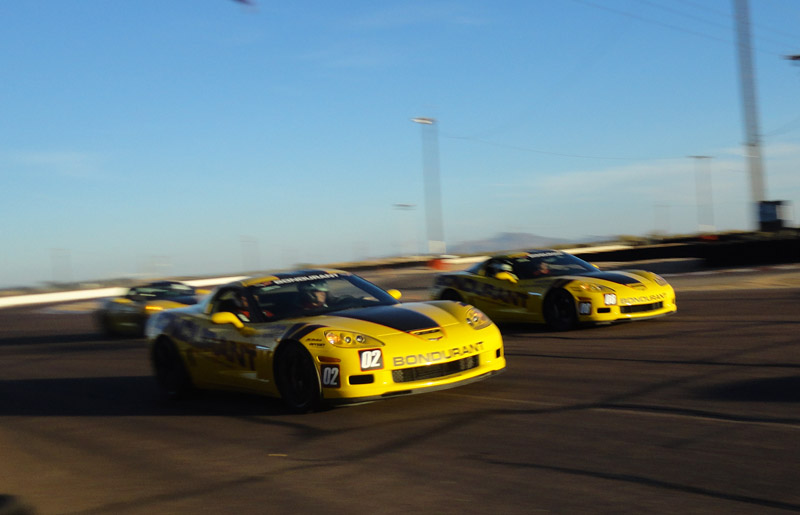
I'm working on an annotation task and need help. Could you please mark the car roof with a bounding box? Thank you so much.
[238,269,350,288]
[496,249,562,259]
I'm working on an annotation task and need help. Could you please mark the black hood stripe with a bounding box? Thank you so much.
[582,271,642,286]
[333,306,438,333]
[286,323,326,341]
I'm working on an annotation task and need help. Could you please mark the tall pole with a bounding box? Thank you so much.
[392,203,417,255]
[733,0,767,229]
[689,156,714,232]
[411,117,446,254]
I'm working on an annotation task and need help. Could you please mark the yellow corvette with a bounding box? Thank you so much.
[96,280,208,337]
[431,250,676,330]
[145,269,505,412]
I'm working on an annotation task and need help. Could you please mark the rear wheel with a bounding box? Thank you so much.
[440,289,463,302]
[97,312,117,337]
[152,339,193,400]
[543,289,578,331]
[275,343,321,413]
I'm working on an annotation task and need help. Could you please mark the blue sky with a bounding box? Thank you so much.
[2,0,800,288]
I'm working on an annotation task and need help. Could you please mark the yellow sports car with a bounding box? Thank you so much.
[145,269,505,412]
[96,281,207,337]
[431,250,676,330]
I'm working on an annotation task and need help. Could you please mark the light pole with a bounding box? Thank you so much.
[393,203,417,255]
[734,0,767,229]
[689,155,714,233]
[411,117,446,255]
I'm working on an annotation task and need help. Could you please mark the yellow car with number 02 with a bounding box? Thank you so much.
[431,250,677,330]
[145,269,505,412]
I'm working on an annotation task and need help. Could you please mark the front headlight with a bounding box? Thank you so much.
[465,307,492,330]
[652,273,668,286]
[325,330,384,348]
[576,282,615,293]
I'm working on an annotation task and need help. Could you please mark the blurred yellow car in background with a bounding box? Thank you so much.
[431,250,676,330]
[96,280,208,337]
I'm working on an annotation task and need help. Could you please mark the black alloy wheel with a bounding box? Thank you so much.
[544,289,578,331]
[152,340,193,400]
[441,289,463,302]
[275,343,321,413]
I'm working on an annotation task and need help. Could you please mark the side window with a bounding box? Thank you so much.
[485,259,506,277]
[479,260,496,277]
[213,289,244,316]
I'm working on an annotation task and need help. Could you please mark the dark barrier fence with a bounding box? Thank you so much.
[569,231,800,268]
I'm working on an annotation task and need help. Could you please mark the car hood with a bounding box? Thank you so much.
[295,302,459,338]
[520,270,665,291]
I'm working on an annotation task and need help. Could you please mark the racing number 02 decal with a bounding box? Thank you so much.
[359,349,383,371]
[321,365,340,388]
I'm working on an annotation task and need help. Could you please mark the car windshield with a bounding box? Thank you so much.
[129,283,196,300]
[510,251,595,279]
[246,273,399,321]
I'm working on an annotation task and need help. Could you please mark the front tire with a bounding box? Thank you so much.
[152,339,193,400]
[543,289,578,331]
[275,343,321,413]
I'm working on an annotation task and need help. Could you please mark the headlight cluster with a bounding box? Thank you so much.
[145,305,164,312]
[325,330,383,348]
[465,307,492,330]
[575,282,617,306]
[652,273,668,286]
[576,282,615,293]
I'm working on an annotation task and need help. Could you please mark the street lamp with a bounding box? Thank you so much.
[411,117,446,254]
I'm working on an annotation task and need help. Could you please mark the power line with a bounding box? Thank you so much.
[571,0,797,57]
[443,134,684,162]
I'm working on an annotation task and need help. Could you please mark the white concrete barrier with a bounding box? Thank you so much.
[0,276,248,309]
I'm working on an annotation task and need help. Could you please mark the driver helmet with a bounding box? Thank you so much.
[298,280,329,305]
[489,261,513,275]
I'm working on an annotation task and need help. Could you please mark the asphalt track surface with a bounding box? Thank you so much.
[1,267,799,514]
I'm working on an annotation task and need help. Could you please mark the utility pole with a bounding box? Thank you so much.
[733,0,767,229]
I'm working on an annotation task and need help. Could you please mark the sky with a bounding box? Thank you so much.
[2,0,800,288]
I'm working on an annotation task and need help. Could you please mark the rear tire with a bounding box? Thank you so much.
[152,339,193,400]
[440,289,463,302]
[275,343,321,413]
[97,312,117,337]
[544,289,578,331]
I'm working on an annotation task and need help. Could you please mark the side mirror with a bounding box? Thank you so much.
[212,311,244,329]
[387,289,402,300]
[495,271,519,284]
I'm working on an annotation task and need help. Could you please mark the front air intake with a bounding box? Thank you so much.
[392,355,479,383]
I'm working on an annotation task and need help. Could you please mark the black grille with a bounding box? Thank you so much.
[620,301,663,314]
[349,374,374,385]
[392,355,479,383]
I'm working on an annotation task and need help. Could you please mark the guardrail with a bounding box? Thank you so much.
[1,233,797,309]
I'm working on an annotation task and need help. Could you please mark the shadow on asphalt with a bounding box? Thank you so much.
[0,376,319,417]
[693,375,800,403]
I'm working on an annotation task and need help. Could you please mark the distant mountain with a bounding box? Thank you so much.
[447,232,575,254]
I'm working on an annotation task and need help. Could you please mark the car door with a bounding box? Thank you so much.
[195,287,263,391]
[464,260,530,322]
[108,288,145,330]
